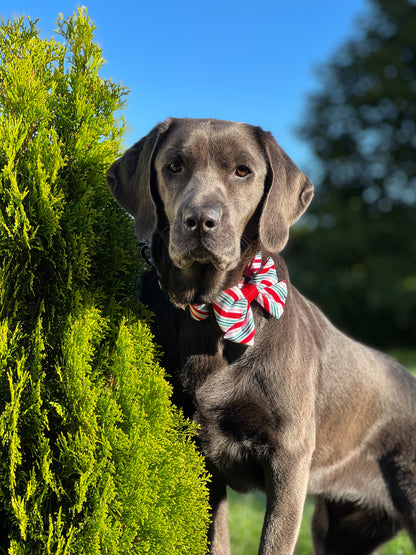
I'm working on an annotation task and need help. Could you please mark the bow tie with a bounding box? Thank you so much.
[189,253,287,346]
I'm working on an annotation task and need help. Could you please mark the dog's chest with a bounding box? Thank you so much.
[180,342,277,490]
[144,275,277,486]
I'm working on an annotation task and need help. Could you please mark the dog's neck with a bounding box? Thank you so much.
[147,239,289,346]
[150,233,260,306]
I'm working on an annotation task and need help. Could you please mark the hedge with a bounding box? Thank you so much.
[0,9,210,554]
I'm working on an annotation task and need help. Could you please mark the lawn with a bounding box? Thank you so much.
[227,350,416,554]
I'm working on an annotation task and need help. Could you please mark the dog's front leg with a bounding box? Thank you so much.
[259,452,311,555]
[207,475,231,555]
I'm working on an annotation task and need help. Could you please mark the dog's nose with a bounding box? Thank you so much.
[182,206,221,235]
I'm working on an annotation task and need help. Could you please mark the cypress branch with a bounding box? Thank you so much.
[0,10,209,554]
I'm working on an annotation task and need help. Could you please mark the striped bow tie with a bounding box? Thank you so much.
[189,253,287,346]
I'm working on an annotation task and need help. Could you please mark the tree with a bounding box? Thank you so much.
[0,11,209,554]
[289,0,416,347]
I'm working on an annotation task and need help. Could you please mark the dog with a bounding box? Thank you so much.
[107,118,416,554]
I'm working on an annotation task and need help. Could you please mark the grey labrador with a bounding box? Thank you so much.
[107,118,416,554]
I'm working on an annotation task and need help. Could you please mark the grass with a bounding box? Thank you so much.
[227,350,416,554]
[228,492,415,554]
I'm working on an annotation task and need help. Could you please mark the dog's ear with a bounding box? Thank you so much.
[106,120,171,241]
[258,130,314,253]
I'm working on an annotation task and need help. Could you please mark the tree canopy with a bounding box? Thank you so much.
[289,0,416,347]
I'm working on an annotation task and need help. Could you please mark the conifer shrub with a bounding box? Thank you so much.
[0,10,210,554]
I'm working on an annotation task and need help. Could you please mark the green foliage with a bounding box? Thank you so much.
[290,0,416,348]
[0,10,209,554]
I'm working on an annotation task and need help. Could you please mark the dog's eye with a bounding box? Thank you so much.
[167,161,182,174]
[235,165,251,178]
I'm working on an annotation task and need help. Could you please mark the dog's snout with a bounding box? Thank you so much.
[182,206,222,235]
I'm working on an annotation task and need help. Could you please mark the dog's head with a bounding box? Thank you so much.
[107,118,313,303]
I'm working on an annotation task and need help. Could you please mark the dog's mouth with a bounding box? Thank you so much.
[161,246,239,305]
[170,245,238,273]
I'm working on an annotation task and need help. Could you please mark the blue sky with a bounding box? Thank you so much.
[3,0,369,174]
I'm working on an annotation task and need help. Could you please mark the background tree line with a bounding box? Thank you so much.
[289,0,416,348]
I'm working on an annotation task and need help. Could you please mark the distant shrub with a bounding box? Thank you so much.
[0,10,209,554]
